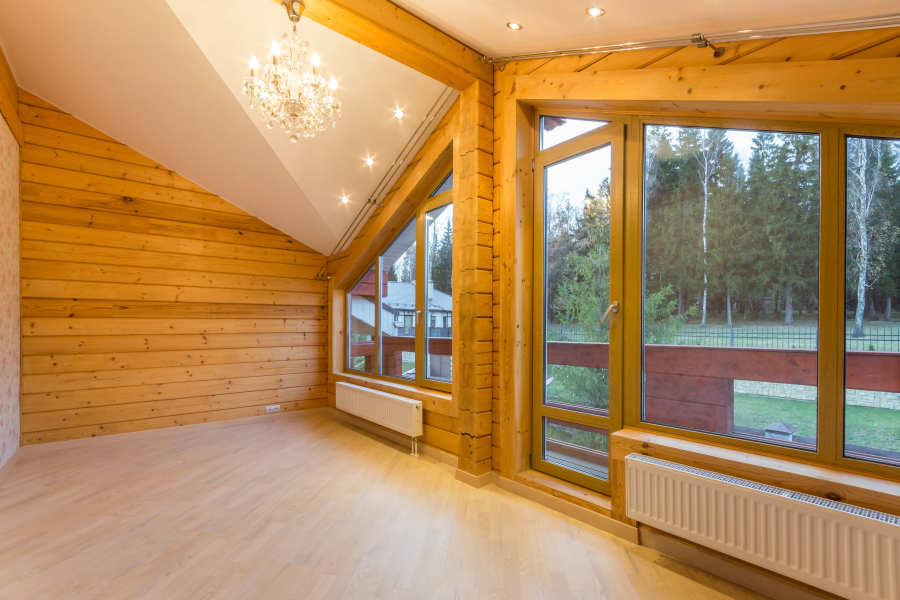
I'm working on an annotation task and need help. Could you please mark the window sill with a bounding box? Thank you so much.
[515,469,612,517]
[611,427,900,518]
[334,371,453,416]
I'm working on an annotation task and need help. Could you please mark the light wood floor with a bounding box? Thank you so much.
[0,413,767,600]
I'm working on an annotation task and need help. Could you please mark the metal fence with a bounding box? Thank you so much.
[396,327,452,338]
[546,324,900,351]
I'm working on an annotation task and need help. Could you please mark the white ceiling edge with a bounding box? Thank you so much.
[165,0,450,242]
[391,0,900,57]
[0,1,330,254]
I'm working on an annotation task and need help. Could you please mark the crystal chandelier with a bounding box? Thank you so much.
[242,0,342,141]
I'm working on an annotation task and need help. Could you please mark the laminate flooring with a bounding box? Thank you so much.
[0,412,767,600]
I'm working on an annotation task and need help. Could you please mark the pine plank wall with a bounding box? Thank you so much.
[17,90,328,445]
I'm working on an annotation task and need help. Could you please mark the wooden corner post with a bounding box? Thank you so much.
[454,79,494,476]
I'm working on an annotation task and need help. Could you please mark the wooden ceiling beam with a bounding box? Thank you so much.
[516,58,900,112]
[271,0,491,90]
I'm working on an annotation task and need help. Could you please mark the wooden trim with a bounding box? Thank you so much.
[0,44,23,146]
[514,59,900,123]
[495,474,639,544]
[270,0,491,90]
[515,468,612,517]
[20,407,326,456]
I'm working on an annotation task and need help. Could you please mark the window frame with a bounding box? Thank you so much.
[529,110,900,485]
[531,112,626,494]
[835,123,900,478]
[345,172,454,393]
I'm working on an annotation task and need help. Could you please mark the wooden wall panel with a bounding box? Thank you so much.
[18,91,328,445]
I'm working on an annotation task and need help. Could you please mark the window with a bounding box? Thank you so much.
[642,124,821,450]
[425,201,453,383]
[346,171,453,391]
[540,116,608,150]
[534,116,623,493]
[844,136,900,467]
[347,264,378,374]
[380,219,416,379]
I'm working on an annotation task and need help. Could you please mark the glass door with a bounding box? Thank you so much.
[533,118,625,494]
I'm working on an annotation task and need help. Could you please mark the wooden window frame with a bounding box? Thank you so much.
[528,109,900,485]
[532,112,626,494]
[345,173,453,393]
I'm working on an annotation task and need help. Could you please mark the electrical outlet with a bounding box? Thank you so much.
[265,405,280,414]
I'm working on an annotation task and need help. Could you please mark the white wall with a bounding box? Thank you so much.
[0,115,19,469]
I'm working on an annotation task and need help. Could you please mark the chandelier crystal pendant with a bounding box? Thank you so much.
[242,0,342,142]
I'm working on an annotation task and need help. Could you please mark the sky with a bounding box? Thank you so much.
[542,119,797,216]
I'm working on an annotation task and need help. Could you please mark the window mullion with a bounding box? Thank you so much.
[819,126,844,464]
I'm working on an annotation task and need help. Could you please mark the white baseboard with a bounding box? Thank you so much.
[327,407,459,469]
[0,448,21,486]
[20,408,326,458]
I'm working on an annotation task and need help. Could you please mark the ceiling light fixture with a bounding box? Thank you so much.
[507,22,522,30]
[394,109,405,119]
[341,196,350,204]
[365,157,374,166]
[242,0,342,141]
[586,7,604,17]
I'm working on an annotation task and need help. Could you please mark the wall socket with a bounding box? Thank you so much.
[265,405,280,414]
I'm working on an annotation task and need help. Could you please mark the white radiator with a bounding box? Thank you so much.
[626,454,900,600]
[336,382,423,438]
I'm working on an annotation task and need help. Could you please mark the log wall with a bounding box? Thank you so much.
[18,90,328,445]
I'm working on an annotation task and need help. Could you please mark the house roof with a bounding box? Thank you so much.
[383,281,452,312]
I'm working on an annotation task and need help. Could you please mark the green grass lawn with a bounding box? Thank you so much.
[734,394,900,452]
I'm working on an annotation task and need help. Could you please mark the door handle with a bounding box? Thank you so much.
[600,301,619,324]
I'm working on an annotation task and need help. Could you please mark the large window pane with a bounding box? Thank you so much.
[541,116,608,150]
[845,136,900,467]
[643,125,820,450]
[348,265,378,374]
[543,145,612,416]
[543,418,609,481]
[425,202,452,382]
[380,219,416,379]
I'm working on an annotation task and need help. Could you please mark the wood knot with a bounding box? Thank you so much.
[642,443,650,449]
[825,492,843,502]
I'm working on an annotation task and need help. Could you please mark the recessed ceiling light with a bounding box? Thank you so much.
[365,157,374,166]
[394,109,404,119]
[585,7,604,17]
[507,22,522,30]
[341,196,349,204]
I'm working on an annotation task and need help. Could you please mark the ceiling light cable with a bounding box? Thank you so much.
[314,86,458,280]
[479,12,900,64]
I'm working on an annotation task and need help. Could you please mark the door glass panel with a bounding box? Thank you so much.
[348,265,378,374]
[425,202,453,382]
[543,418,609,481]
[642,125,820,450]
[541,116,608,150]
[844,136,900,467]
[543,145,612,416]
[380,219,416,379]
